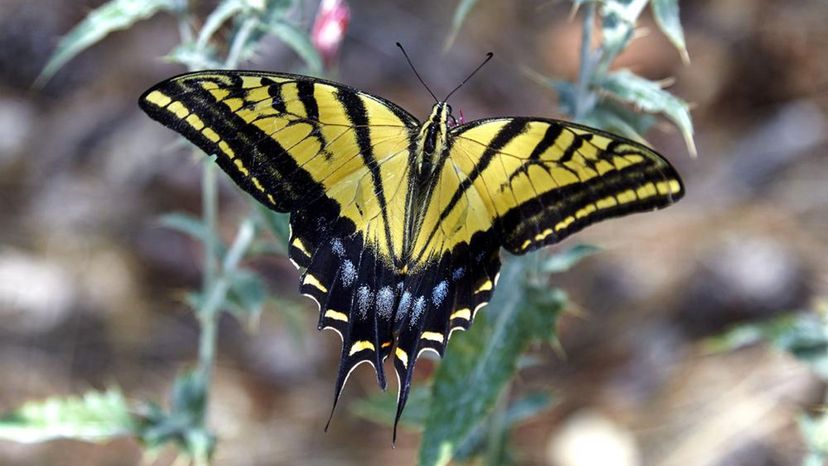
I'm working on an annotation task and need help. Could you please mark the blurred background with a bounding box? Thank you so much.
[1,0,827,464]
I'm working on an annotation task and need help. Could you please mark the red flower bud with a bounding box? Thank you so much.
[312,0,351,68]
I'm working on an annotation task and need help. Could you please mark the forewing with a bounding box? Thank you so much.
[447,117,684,253]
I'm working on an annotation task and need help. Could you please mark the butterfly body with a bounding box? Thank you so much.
[139,70,683,432]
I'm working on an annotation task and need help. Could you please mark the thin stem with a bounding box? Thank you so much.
[202,161,219,288]
[174,0,194,44]
[192,10,259,421]
[225,17,258,69]
[194,160,219,425]
[573,2,597,121]
[189,9,258,439]
[194,218,255,414]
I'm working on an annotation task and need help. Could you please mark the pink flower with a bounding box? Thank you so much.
[312,0,351,68]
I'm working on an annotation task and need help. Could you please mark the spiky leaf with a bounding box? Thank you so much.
[37,0,178,85]
[419,256,565,466]
[0,389,135,443]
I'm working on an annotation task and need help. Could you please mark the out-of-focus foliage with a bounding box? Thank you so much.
[800,412,828,466]
[459,0,695,155]
[541,244,601,274]
[136,369,214,464]
[419,257,565,466]
[600,70,695,157]
[711,302,828,466]
[351,386,433,429]
[650,0,689,63]
[709,310,828,379]
[0,390,134,444]
[35,0,181,85]
[159,211,228,258]
[444,0,481,51]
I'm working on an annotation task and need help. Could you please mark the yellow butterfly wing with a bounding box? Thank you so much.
[408,117,684,345]
[140,70,419,399]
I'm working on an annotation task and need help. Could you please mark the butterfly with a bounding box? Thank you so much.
[139,58,683,438]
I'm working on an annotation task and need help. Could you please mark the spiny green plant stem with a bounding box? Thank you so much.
[202,162,219,290]
[483,385,511,466]
[192,13,258,433]
[195,218,255,392]
[174,0,194,45]
[226,17,258,68]
[574,2,597,121]
[194,149,219,427]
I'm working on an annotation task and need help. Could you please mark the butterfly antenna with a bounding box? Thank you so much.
[397,42,438,103]
[444,51,493,101]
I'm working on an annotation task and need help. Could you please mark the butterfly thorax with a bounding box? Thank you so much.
[415,102,451,180]
[400,102,453,266]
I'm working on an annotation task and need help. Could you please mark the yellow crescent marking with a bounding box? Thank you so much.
[596,196,618,209]
[521,239,532,250]
[218,140,235,158]
[421,332,444,343]
[233,158,249,176]
[292,237,310,255]
[656,180,681,195]
[267,194,276,205]
[575,203,597,219]
[395,348,409,368]
[475,280,493,293]
[381,341,392,348]
[251,176,265,192]
[324,310,348,322]
[617,189,636,204]
[202,128,221,143]
[167,101,189,118]
[555,216,575,232]
[349,340,375,356]
[534,228,554,242]
[671,180,682,193]
[145,90,171,107]
[450,308,471,321]
[185,113,205,130]
[303,274,328,293]
[636,183,657,199]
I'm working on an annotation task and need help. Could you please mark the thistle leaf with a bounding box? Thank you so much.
[36,0,178,85]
